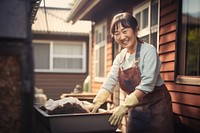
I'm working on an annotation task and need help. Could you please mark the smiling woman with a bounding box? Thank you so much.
[91,12,174,133]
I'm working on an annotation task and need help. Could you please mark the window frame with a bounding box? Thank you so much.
[175,0,200,86]
[94,20,107,82]
[32,40,86,73]
[133,2,151,38]
[132,0,160,49]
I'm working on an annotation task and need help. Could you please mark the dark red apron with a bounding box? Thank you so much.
[118,43,142,94]
[118,43,174,133]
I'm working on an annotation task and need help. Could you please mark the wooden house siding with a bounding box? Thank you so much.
[106,42,113,73]
[160,0,200,131]
[35,73,87,99]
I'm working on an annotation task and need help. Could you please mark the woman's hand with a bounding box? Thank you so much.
[109,92,140,126]
[108,105,128,126]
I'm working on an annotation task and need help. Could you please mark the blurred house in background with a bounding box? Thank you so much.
[66,0,200,132]
[32,6,91,100]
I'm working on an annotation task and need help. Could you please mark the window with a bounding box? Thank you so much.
[33,41,86,73]
[33,43,50,69]
[176,0,200,85]
[133,0,159,48]
[94,21,107,81]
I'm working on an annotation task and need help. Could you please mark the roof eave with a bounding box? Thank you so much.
[66,0,100,23]
[32,30,89,36]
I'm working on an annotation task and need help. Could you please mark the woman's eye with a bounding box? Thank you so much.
[122,30,127,34]
[114,32,119,36]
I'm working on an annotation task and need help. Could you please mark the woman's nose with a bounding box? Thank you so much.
[119,32,126,40]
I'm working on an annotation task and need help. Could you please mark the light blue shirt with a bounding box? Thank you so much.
[101,42,164,94]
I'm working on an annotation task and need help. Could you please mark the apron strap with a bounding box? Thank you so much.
[120,42,142,68]
[135,43,141,66]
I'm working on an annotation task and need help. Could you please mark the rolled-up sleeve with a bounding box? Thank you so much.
[136,46,162,93]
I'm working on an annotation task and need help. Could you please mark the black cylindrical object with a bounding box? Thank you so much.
[0,0,37,133]
[0,44,35,133]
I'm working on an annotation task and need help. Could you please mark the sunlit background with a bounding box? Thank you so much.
[40,0,76,8]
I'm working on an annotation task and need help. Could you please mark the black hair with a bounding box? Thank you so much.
[110,12,138,35]
[110,12,142,42]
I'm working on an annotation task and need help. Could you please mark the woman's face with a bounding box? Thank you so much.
[114,23,138,53]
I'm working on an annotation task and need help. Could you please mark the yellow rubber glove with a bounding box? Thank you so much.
[108,92,139,126]
[91,89,110,113]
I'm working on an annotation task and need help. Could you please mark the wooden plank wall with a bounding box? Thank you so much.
[35,73,88,100]
[159,0,200,131]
